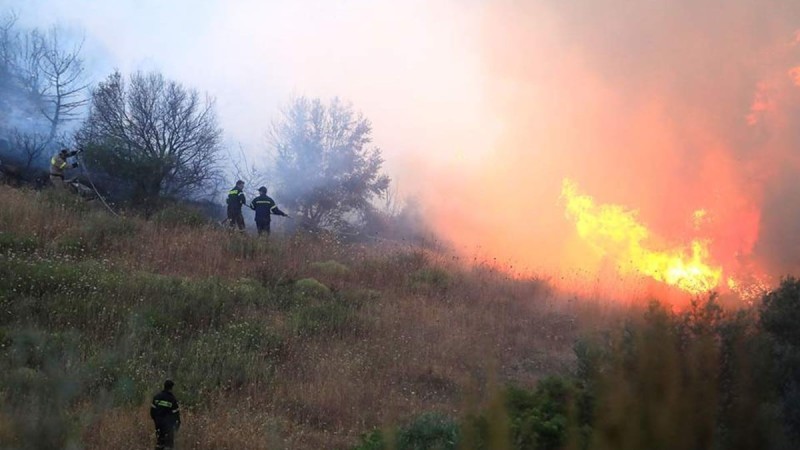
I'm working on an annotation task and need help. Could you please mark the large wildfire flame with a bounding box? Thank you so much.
[562,179,723,295]
[391,1,793,303]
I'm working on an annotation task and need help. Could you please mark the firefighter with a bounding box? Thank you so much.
[150,379,181,450]
[226,180,247,230]
[249,186,288,235]
[49,148,79,190]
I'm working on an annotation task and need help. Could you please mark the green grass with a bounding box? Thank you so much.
[0,255,284,407]
[4,180,798,450]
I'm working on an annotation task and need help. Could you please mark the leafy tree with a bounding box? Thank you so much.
[76,70,222,208]
[269,97,390,231]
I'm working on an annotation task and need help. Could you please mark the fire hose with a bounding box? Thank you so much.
[72,149,120,218]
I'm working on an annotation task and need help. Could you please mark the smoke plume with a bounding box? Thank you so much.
[419,0,800,298]
[5,0,800,299]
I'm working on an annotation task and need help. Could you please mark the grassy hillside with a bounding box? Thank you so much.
[0,186,585,449]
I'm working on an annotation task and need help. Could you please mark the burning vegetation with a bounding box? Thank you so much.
[560,178,774,303]
[3,0,800,449]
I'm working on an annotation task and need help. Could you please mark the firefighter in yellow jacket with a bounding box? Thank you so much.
[50,149,79,190]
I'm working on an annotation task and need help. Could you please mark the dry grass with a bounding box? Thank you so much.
[0,185,622,449]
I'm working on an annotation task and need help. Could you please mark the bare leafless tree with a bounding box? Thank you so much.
[228,144,268,191]
[0,13,88,141]
[14,28,46,96]
[36,28,88,141]
[0,11,17,78]
[8,128,48,171]
[76,70,223,206]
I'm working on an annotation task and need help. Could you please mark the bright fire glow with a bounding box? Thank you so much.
[562,179,722,294]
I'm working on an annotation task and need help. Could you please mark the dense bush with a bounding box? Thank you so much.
[151,203,210,228]
[291,300,360,338]
[353,413,460,450]
[408,267,451,294]
[0,255,282,418]
[310,260,351,278]
[173,321,284,403]
[56,211,138,256]
[761,277,800,442]
[354,291,800,450]
[0,328,85,449]
[0,232,38,253]
[505,379,578,450]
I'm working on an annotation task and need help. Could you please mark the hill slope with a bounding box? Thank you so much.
[0,186,579,449]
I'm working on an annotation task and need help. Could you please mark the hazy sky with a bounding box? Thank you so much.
[4,0,491,178]
[5,0,800,299]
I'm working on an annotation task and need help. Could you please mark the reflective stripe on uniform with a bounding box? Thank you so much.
[155,400,173,408]
[51,157,67,169]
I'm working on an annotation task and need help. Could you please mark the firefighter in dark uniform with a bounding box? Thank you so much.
[150,379,181,450]
[249,186,288,235]
[226,180,247,230]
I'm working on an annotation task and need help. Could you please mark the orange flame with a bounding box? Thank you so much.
[562,179,722,294]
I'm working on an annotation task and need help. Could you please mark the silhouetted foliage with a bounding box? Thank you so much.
[358,294,797,450]
[76,70,222,209]
[761,277,800,442]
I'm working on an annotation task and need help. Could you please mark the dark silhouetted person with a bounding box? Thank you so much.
[226,180,246,231]
[150,379,181,450]
[249,186,288,235]
[50,148,79,190]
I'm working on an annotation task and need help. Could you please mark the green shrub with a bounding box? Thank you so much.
[55,235,85,255]
[310,259,351,277]
[0,232,39,253]
[340,288,381,306]
[54,211,138,256]
[295,277,331,296]
[408,267,451,293]
[354,296,790,450]
[352,413,459,450]
[227,233,269,259]
[152,204,209,228]
[761,278,800,440]
[230,277,275,307]
[0,258,272,339]
[291,301,359,338]
[81,212,137,247]
[174,321,283,403]
[136,277,232,334]
[0,258,113,301]
[38,187,90,214]
[391,251,429,272]
[0,328,84,449]
[352,429,388,450]
[506,379,575,450]
[397,412,460,450]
